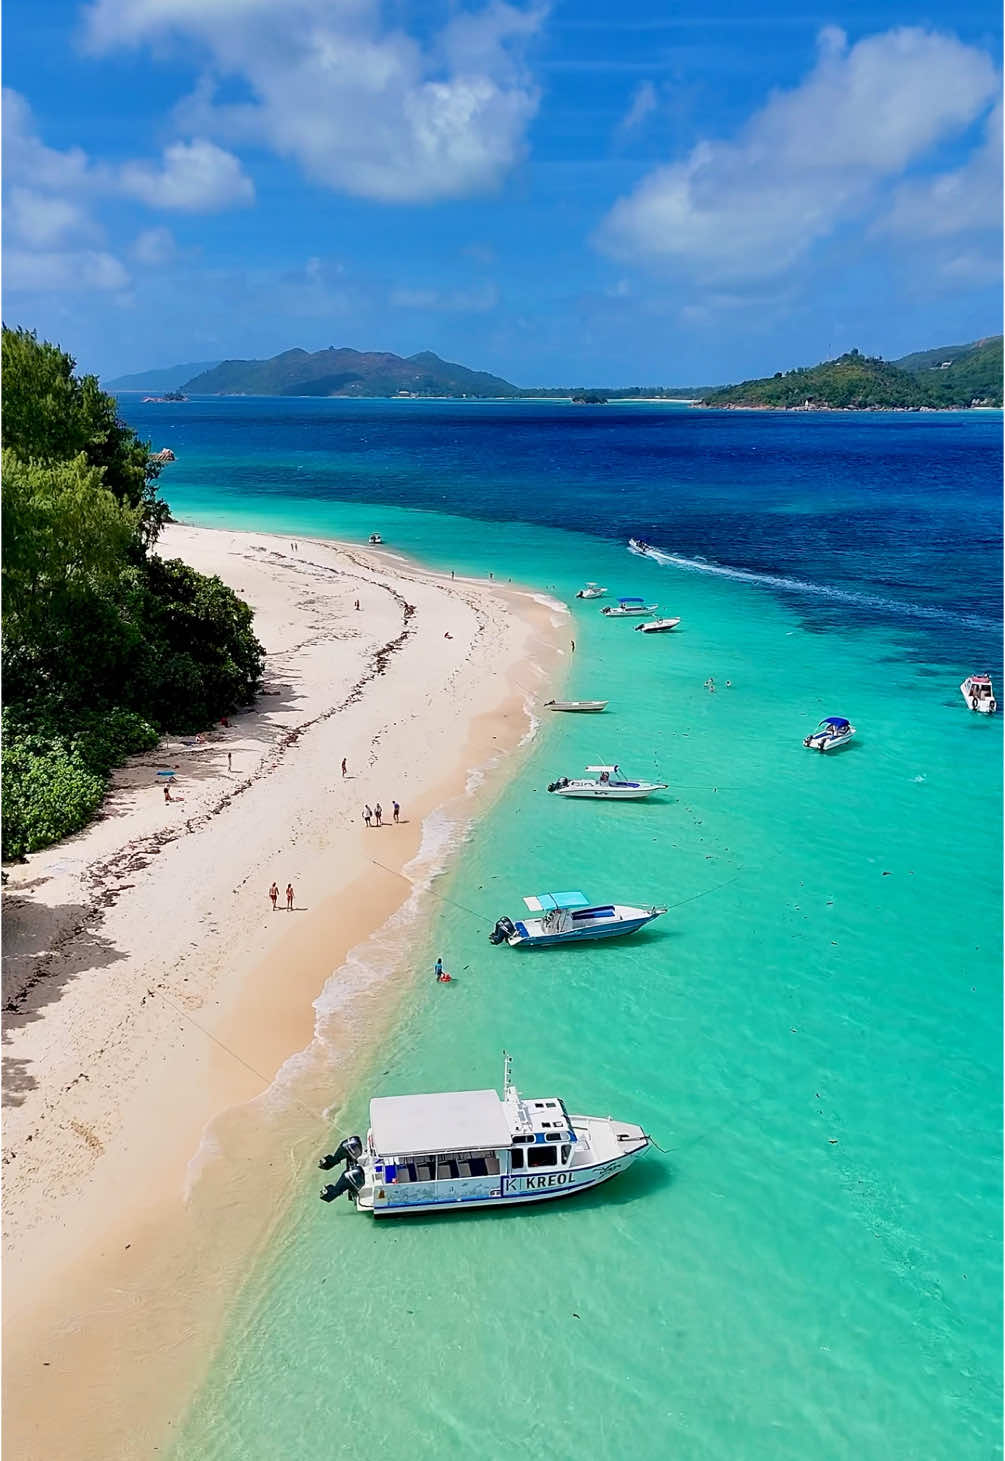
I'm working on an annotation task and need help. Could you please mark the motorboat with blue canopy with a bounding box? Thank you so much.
[803,716,856,752]
[489,889,666,947]
[601,597,657,617]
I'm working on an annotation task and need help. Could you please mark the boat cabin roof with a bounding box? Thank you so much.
[523,890,590,911]
[585,765,620,774]
[370,1089,512,1156]
[822,717,850,728]
[618,596,645,605]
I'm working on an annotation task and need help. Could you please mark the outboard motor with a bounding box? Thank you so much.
[320,1164,365,1204]
[489,915,516,945]
[318,1134,363,1171]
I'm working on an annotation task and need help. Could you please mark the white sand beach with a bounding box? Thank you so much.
[2,525,567,1459]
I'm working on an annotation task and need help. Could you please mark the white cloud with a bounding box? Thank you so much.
[132,226,177,263]
[82,0,544,202]
[598,27,999,282]
[617,81,658,138]
[878,102,1002,240]
[4,249,131,292]
[119,139,254,211]
[390,282,500,311]
[5,188,97,247]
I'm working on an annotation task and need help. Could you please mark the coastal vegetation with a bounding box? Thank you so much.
[701,338,1002,410]
[1,327,265,860]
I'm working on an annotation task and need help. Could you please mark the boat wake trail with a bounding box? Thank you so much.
[627,543,997,631]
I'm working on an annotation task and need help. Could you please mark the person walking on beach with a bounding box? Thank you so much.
[286,883,295,911]
[363,805,372,827]
[227,752,232,772]
[392,800,400,823]
[269,881,279,911]
[354,599,360,611]
[374,803,382,827]
[341,757,347,777]
[571,639,575,654]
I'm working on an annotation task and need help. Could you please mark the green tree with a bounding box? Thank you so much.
[1,327,168,545]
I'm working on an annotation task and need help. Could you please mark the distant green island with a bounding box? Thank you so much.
[105,334,1001,409]
[700,337,1002,411]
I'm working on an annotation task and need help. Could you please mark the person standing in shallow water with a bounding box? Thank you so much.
[269,881,279,911]
[286,883,294,911]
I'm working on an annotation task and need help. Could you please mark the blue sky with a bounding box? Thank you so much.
[3,0,1001,384]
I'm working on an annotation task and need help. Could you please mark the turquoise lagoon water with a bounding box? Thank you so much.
[122,401,1002,1459]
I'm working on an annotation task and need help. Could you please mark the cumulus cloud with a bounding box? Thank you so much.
[132,226,177,264]
[82,0,544,202]
[878,102,1003,240]
[5,188,98,247]
[597,27,999,282]
[119,139,253,211]
[4,249,131,292]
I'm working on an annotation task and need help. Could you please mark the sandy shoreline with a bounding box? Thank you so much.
[2,524,567,1459]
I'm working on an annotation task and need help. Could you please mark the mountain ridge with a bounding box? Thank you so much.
[181,346,520,398]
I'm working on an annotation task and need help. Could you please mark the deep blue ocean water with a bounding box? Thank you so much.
[116,397,1003,1461]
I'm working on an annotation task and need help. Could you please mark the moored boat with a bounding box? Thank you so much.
[368,533,383,544]
[547,764,666,799]
[489,890,667,947]
[543,699,609,713]
[319,1054,652,1215]
[575,583,607,599]
[601,596,657,617]
[635,617,680,634]
[803,716,856,752]
[961,673,997,713]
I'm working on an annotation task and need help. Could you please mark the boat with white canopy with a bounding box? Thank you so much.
[635,618,680,634]
[489,890,666,947]
[601,597,657,617]
[543,700,609,713]
[367,533,383,544]
[575,583,607,599]
[961,673,997,713]
[318,1054,652,1215]
[547,764,666,799]
[803,717,856,752]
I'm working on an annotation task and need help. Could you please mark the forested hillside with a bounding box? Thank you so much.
[1,328,265,860]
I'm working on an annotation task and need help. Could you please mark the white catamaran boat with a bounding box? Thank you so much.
[635,617,680,634]
[489,890,667,947]
[803,716,856,752]
[601,597,657,617]
[961,674,997,714]
[575,583,607,599]
[318,1054,652,1216]
[547,764,667,799]
[543,699,609,713]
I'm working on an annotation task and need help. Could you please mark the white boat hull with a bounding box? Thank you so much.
[549,780,666,799]
[576,588,607,599]
[961,678,997,713]
[803,728,855,752]
[544,700,608,713]
[601,605,656,617]
[357,1119,649,1216]
[500,903,666,946]
[635,618,680,634]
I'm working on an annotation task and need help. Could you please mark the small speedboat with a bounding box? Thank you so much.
[803,717,856,752]
[490,891,666,947]
[635,618,680,634]
[961,674,997,714]
[601,597,657,617]
[576,583,607,599]
[368,533,383,545]
[547,764,666,799]
[543,700,608,713]
[628,538,650,554]
[318,1053,652,1215]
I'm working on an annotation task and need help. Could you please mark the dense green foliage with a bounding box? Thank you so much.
[2,328,265,860]
[702,341,1002,410]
